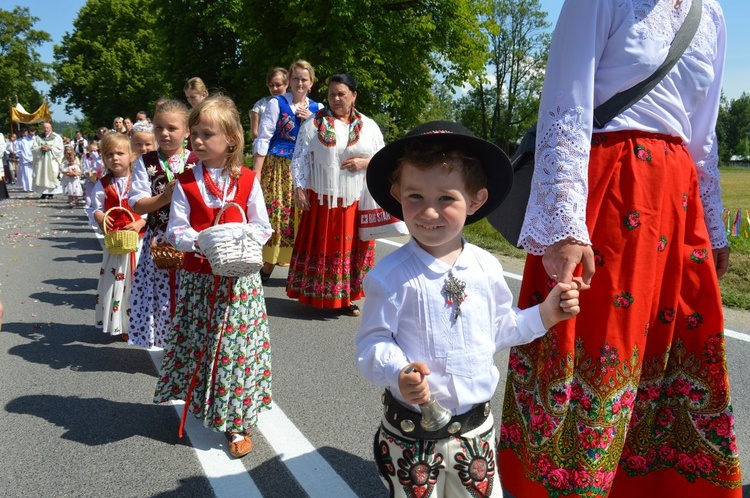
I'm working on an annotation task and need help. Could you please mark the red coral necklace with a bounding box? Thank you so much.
[202,166,236,202]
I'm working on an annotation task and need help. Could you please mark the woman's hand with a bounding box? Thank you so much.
[542,238,595,289]
[712,246,730,279]
[341,156,368,173]
[295,187,310,211]
[295,101,311,120]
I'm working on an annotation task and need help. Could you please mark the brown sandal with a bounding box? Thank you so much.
[227,432,253,458]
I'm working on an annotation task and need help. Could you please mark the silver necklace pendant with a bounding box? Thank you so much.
[442,271,466,321]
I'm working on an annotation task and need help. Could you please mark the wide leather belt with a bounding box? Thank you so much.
[381,389,491,440]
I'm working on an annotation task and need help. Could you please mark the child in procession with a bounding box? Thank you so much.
[89,133,146,340]
[128,100,199,349]
[130,121,156,158]
[60,145,84,208]
[154,95,272,459]
[355,121,581,497]
[249,67,288,140]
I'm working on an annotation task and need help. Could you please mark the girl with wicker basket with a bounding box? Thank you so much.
[128,100,199,349]
[89,133,146,340]
[154,95,272,459]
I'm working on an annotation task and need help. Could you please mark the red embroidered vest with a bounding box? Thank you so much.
[101,175,145,236]
[178,167,256,274]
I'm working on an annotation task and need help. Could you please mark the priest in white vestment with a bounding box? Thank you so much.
[32,122,63,199]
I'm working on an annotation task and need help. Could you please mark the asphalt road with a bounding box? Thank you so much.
[0,184,748,497]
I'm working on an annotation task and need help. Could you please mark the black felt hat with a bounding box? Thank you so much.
[366,121,513,225]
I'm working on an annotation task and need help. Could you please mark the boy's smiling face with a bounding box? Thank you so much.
[390,161,488,260]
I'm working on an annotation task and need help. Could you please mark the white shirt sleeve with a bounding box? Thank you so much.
[519,0,728,253]
[355,271,411,391]
[128,156,151,208]
[253,95,283,156]
[166,181,197,252]
[87,180,106,220]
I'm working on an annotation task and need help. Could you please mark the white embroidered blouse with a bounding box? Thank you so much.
[291,113,385,209]
[520,0,727,254]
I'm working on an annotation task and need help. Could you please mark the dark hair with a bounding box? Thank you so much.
[391,139,487,197]
[329,72,357,92]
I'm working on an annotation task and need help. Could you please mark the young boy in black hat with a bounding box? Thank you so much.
[355,121,580,497]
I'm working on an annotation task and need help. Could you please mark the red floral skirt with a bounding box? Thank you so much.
[286,190,375,309]
[499,131,742,497]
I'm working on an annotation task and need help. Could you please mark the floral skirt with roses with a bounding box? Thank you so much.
[499,131,742,498]
[154,271,271,434]
[286,190,375,309]
[96,242,141,335]
[260,155,298,266]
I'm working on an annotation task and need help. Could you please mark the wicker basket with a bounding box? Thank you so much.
[197,202,264,277]
[103,207,139,255]
[150,236,184,270]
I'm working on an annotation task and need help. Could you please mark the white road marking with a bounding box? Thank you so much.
[143,237,750,497]
[148,347,358,498]
[258,403,358,498]
[725,329,750,343]
[148,349,264,498]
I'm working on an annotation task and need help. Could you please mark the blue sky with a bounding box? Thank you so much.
[5,0,749,122]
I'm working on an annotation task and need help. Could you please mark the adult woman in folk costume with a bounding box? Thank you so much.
[498,0,741,497]
[253,60,321,283]
[286,72,383,317]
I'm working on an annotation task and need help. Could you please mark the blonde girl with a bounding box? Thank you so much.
[253,59,322,282]
[184,77,209,109]
[90,133,146,340]
[130,122,156,158]
[128,99,199,349]
[250,67,289,140]
[156,95,272,459]
[60,145,83,207]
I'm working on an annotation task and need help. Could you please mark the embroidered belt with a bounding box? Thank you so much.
[381,389,490,440]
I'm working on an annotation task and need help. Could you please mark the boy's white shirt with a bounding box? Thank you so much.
[355,237,547,416]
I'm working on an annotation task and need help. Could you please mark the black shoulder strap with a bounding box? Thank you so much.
[593,0,702,128]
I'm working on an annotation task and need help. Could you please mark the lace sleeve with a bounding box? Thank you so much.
[687,6,728,249]
[291,120,314,189]
[518,106,593,255]
[695,134,728,249]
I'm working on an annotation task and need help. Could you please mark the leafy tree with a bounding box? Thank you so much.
[457,0,550,153]
[235,0,491,129]
[717,92,750,163]
[50,0,171,127]
[0,6,52,133]
[156,0,248,101]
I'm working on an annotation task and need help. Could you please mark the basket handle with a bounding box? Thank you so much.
[103,206,136,234]
[212,202,247,226]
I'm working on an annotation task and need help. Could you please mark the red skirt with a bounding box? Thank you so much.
[499,131,742,497]
[286,190,376,309]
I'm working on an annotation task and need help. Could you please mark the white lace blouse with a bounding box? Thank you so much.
[520,0,727,254]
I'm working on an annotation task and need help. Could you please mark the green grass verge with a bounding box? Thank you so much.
[463,218,525,260]
[464,167,750,311]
